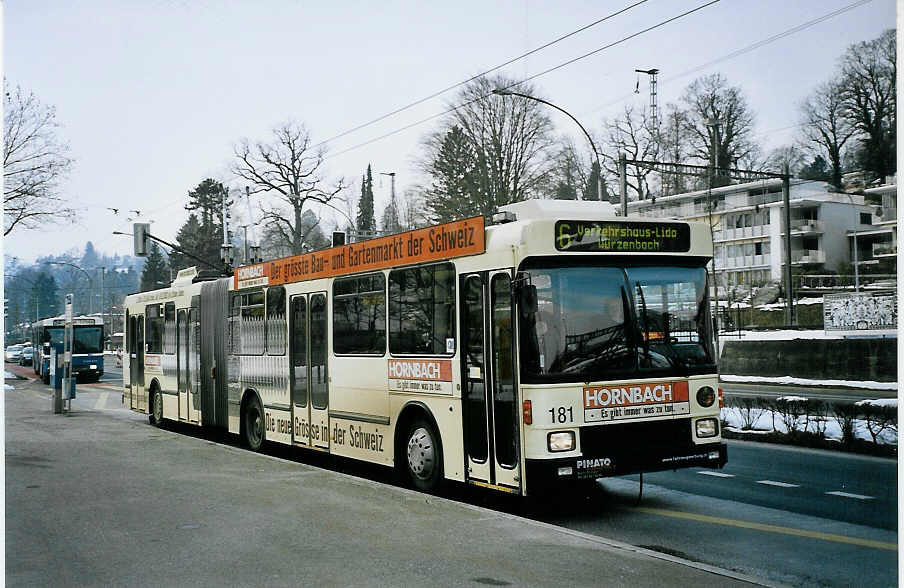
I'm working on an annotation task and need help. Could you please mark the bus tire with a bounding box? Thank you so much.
[149,385,163,427]
[241,394,265,452]
[42,370,49,385]
[405,419,443,491]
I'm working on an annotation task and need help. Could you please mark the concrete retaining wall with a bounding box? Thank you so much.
[720,337,898,383]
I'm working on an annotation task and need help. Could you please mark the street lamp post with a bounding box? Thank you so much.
[491,88,603,203]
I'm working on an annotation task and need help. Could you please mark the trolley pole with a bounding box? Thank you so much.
[619,153,628,217]
[781,163,794,326]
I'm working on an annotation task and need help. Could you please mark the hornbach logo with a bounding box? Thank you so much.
[234,217,485,289]
[388,359,452,381]
[583,381,689,409]
[555,220,691,253]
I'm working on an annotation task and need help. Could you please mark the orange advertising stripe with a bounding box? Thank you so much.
[234,216,485,289]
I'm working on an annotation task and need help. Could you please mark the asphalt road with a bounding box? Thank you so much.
[8,363,898,587]
[721,381,897,403]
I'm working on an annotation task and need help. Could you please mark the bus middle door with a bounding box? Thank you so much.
[460,270,521,492]
[290,293,330,450]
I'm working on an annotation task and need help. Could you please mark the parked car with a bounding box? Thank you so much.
[5,344,23,362]
[18,346,33,366]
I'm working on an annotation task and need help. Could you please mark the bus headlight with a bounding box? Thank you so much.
[696,386,716,407]
[695,418,719,438]
[548,431,575,452]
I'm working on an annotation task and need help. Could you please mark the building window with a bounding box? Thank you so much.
[333,273,385,355]
[860,212,872,225]
[754,242,762,256]
[389,263,456,355]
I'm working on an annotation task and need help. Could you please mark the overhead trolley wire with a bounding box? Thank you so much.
[326,0,720,160]
[588,0,874,117]
[310,0,650,152]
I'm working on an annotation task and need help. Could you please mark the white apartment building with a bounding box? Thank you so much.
[627,178,879,289]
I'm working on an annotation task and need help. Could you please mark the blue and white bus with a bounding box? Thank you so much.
[32,315,105,383]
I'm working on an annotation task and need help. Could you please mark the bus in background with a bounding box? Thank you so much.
[122,200,725,496]
[32,315,105,383]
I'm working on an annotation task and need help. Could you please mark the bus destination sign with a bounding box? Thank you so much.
[235,216,486,289]
[555,220,690,253]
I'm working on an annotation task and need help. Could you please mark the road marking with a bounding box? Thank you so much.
[757,480,800,488]
[636,507,896,551]
[94,392,109,410]
[697,471,735,478]
[826,491,874,501]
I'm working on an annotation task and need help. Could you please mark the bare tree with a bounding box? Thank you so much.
[799,81,856,188]
[680,73,759,173]
[601,104,659,201]
[839,29,896,180]
[659,105,692,195]
[421,75,556,222]
[4,82,75,236]
[763,145,807,176]
[233,121,346,255]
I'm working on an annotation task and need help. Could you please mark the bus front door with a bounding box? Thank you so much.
[131,316,145,412]
[290,293,330,450]
[461,270,521,492]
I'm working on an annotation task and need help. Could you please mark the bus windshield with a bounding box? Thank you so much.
[73,327,104,354]
[518,260,715,383]
[41,326,103,354]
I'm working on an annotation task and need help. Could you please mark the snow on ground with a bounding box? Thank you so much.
[856,398,898,408]
[722,404,898,446]
[720,373,898,390]
[720,329,845,341]
[5,371,15,379]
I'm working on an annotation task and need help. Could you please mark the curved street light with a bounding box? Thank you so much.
[491,88,603,203]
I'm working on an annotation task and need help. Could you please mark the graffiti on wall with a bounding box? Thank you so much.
[824,293,897,333]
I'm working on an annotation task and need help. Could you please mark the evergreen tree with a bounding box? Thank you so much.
[81,241,101,268]
[170,213,207,272]
[140,243,170,292]
[425,125,483,223]
[183,179,232,269]
[798,155,831,182]
[356,165,376,238]
[34,272,60,318]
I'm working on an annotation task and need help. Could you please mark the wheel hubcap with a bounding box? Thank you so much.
[249,408,262,443]
[407,427,434,480]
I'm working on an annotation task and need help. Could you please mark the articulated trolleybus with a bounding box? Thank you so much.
[33,314,105,383]
[122,200,725,495]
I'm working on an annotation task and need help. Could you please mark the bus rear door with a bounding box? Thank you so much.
[290,292,330,450]
[461,270,521,492]
[129,314,145,412]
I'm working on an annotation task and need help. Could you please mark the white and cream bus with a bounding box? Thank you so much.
[122,200,726,495]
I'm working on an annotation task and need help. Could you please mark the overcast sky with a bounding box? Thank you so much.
[3,0,896,264]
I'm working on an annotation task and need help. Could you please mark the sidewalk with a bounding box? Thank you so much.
[5,375,767,587]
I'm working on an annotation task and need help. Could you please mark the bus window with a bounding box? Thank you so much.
[163,302,176,355]
[266,287,286,356]
[333,273,385,355]
[310,294,328,409]
[491,274,517,468]
[146,304,164,354]
[389,262,455,355]
[231,290,265,355]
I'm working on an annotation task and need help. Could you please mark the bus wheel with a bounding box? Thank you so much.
[242,395,265,452]
[405,419,443,491]
[150,386,163,427]
[42,370,49,385]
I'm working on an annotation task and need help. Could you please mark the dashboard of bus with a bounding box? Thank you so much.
[517,257,716,384]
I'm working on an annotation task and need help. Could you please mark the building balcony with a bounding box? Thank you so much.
[790,219,824,233]
[791,249,826,264]
[716,254,770,270]
[872,243,897,257]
